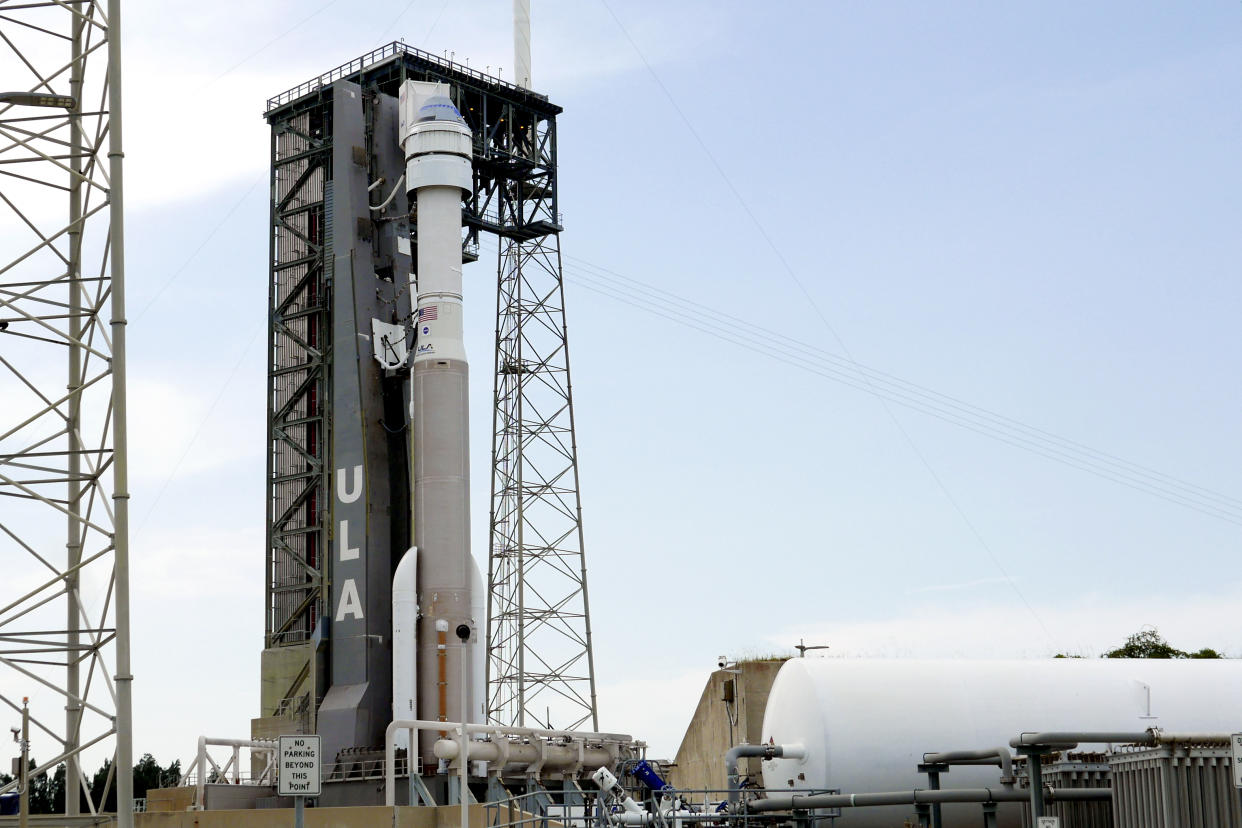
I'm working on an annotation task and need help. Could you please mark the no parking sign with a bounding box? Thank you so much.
[278,734,321,798]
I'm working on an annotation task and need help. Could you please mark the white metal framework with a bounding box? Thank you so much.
[0,0,133,823]
[488,232,598,731]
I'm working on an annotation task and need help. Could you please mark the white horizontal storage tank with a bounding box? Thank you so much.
[761,658,1242,828]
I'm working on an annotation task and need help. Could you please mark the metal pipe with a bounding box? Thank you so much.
[1026,751,1044,820]
[107,0,135,823]
[383,719,631,806]
[1150,730,1232,745]
[195,736,205,811]
[924,767,940,828]
[369,173,405,211]
[923,748,1015,787]
[434,738,614,770]
[610,809,704,825]
[746,786,1112,813]
[458,638,467,828]
[65,5,84,819]
[726,743,805,803]
[19,699,28,828]
[1010,731,1155,749]
[437,621,448,738]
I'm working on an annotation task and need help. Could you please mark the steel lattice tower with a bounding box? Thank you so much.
[487,232,598,731]
[0,0,134,823]
[486,3,598,731]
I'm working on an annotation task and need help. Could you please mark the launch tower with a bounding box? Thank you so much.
[258,42,596,765]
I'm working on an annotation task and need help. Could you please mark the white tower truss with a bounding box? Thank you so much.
[0,0,134,822]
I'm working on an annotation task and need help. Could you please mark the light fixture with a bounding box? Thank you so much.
[0,92,76,108]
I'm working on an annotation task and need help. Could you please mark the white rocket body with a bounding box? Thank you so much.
[398,81,479,763]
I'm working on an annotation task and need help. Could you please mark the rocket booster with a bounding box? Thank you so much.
[398,81,477,762]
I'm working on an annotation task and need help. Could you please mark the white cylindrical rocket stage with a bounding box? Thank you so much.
[399,82,478,763]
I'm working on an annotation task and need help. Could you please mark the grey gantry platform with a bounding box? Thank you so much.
[258,42,595,764]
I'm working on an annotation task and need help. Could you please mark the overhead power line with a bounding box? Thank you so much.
[543,248,1242,528]
[594,0,1051,641]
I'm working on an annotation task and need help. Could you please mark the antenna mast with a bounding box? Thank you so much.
[514,0,533,89]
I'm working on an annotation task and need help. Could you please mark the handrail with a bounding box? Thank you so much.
[188,736,278,810]
[266,42,550,113]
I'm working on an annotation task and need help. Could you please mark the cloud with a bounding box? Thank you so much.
[527,2,730,93]
[132,524,260,599]
[905,575,1018,594]
[596,669,709,759]
[120,66,278,209]
[128,522,264,765]
[126,375,259,486]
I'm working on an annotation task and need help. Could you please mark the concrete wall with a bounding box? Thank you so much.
[136,804,484,828]
[668,659,787,792]
[260,643,314,717]
[255,641,314,776]
[146,785,194,812]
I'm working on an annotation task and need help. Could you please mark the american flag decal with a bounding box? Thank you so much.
[418,305,438,322]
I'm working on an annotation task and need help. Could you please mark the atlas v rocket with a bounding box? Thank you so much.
[392,82,484,760]
[304,76,484,768]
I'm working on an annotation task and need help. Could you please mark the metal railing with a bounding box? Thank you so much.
[485,790,592,828]
[266,41,548,112]
[178,737,278,810]
[480,786,841,828]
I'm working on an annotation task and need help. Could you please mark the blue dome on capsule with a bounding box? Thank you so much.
[418,94,465,123]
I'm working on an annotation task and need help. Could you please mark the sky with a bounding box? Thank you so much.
[2,0,1241,771]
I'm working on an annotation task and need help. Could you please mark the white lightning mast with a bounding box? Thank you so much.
[514,0,533,89]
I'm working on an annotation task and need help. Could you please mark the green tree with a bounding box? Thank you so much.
[89,758,116,813]
[132,753,181,798]
[18,759,64,814]
[1103,627,1224,659]
[1188,648,1224,659]
[8,753,181,815]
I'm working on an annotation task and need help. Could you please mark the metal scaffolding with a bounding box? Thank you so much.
[0,0,133,823]
[488,230,598,731]
[265,97,330,650]
[263,43,597,734]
